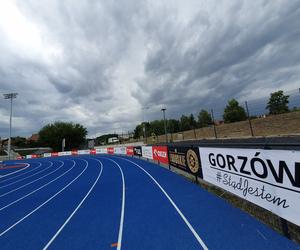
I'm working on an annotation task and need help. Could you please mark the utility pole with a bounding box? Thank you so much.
[211,109,217,139]
[3,93,18,160]
[245,101,254,137]
[161,108,168,143]
[62,138,66,152]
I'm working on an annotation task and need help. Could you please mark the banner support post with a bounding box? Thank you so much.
[280,217,290,239]
[264,144,290,238]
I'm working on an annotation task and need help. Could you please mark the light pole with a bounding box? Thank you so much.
[142,106,149,143]
[161,108,168,143]
[3,93,18,160]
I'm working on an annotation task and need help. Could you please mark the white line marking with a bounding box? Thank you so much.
[113,156,208,250]
[42,158,103,250]
[257,229,267,240]
[0,160,75,211]
[0,162,52,189]
[0,159,88,238]
[0,163,30,178]
[103,158,126,250]
[0,162,43,184]
[0,162,57,198]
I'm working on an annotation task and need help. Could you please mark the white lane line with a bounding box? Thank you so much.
[42,158,103,250]
[0,162,53,189]
[0,162,43,184]
[0,159,88,238]
[101,158,125,250]
[113,156,208,250]
[0,163,30,178]
[0,160,75,211]
[0,162,57,198]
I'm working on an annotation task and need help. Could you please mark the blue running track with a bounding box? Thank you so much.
[0,155,299,249]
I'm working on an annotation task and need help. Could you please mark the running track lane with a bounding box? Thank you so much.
[0,155,298,250]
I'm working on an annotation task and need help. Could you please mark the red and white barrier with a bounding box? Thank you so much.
[26,145,169,165]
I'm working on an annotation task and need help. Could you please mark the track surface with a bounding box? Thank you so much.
[0,155,298,250]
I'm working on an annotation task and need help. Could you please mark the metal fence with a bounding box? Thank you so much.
[140,88,300,144]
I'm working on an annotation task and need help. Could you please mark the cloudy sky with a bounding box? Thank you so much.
[0,0,300,138]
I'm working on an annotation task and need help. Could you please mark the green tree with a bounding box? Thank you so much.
[179,114,197,131]
[179,115,190,131]
[38,122,87,151]
[266,90,289,114]
[189,114,197,129]
[149,120,165,135]
[12,137,27,147]
[133,124,143,139]
[198,109,212,127]
[168,119,180,133]
[223,99,247,123]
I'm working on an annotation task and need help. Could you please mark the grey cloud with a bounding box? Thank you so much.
[133,0,300,119]
[0,0,299,138]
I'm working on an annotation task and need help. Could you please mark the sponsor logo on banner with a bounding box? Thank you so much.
[186,149,200,174]
[153,146,169,164]
[78,150,90,155]
[168,146,202,177]
[126,146,134,156]
[114,147,126,155]
[58,151,72,156]
[31,154,38,158]
[26,155,32,159]
[51,152,59,157]
[43,153,51,158]
[142,146,153,159]
[72,150,78,155]
[199,147,300,227]
[133,146,142,156]
[107,147,114,154]
[96,148,107,154]
[90,149,96,155]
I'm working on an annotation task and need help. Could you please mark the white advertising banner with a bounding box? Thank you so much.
[142,146,153,160]
[78,150,90,155]
[58,151,72,156]
[199,147,300,226]
[43,153,51,158]
[96,148,107,154]
[26,155,32,159]
[114,147,126,155]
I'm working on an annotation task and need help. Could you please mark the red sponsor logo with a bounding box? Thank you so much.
[51,152,59,157]
[152,146,169,164]
[90,149,96,155]
[71,150,78,155]
[107,147,114,154]
[126,146,134,156]
[31,154,38,158]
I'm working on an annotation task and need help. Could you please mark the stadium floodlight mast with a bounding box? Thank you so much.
[161,108,168,143]
[142,106,149,143]
[3,93,18,160]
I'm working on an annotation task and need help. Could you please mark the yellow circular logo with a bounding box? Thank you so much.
[186,149,199,174]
